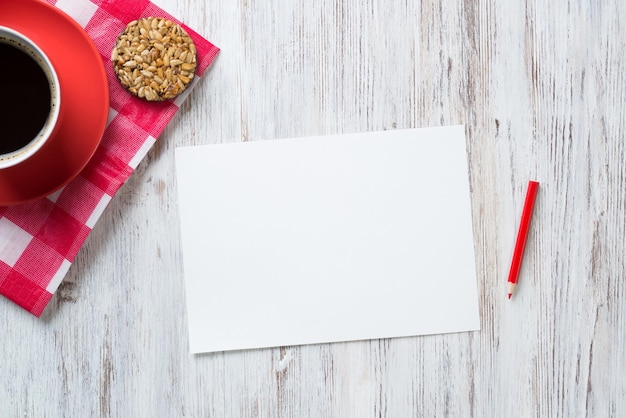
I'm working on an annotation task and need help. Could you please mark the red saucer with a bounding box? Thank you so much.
[0,0,109,206]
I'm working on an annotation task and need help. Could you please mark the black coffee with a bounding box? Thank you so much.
[0,42,52,154]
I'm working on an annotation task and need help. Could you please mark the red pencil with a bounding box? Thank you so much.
[507,181,539,299]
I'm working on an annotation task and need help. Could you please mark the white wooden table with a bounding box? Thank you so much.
[2,0,625,416]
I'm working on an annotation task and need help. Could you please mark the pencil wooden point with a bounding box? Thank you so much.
[507,281,516,299]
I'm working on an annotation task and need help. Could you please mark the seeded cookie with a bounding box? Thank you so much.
[111,17,197,101]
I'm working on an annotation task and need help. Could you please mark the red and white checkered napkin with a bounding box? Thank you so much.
[0,0,219,316]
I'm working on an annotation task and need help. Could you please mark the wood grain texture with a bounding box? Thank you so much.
[1,0,625,416]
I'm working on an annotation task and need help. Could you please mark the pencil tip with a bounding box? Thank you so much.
[507,293,512,300]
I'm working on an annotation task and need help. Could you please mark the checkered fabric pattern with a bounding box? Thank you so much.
[0,0,219,316]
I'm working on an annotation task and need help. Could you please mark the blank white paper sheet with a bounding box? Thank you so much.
[175,126,480,353]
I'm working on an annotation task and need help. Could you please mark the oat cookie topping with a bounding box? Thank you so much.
[111,17,197,101]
